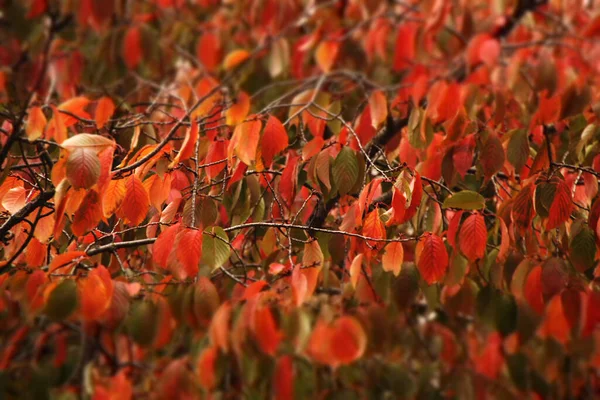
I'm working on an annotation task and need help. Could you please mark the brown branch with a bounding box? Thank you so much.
[0,190,55,245]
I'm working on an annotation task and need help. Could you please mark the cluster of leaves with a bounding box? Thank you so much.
[3,0,600,398]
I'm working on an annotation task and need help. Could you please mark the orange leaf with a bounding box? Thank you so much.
[458,213,487,261]
[228,118,262,165]
[404,172,423,222]
[153,223,181,268]
[49,251,86,273]
[382,242,404,276]
[497,218,510,263]
[79,265,114,321]
[48,105,67,143]
[146,173,172,210]
[121,174,149,225]
[223,49,250,70]
[170,119,199,167]
[363,209,386,247]
[416,233,449,284]
[368,90,387,129]
[95,96,115,129]
[315,40,339,73]
[71,189,103,236]
[25,238,46,268]
[58,97,91,126]
[329,316,367,366]
[225,91,250,126]
[1,187,27,214]
[349,253,364,289]
[261,115,288,166]
[539,295,571,345]
[102,179,126,218]
[26,106,47,141]
[209,301,232,353]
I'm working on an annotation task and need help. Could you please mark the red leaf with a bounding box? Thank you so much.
[393,22,417,71]
[524,266,545,314]
[388,187,406,225]
[205,140,227,179]
[252,306,282,356]
[458,213,487,261]
[467,34,500,68]
[547,179,573,229]
[473,332,504,379]
[279,155,299,208]
[123,26,142,69]
[261,115,288,167]
[427,81,460,124]
[416,233,449,284]
[512,183,535,230]
[174,228,203,279]
[446,210,463,248]
[274,356,294,400]
[197,346,219,390]
[153,223,181,268]
[196,32,221,72]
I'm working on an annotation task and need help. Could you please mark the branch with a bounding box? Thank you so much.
[0,190,54,245]
[85,223,422,256]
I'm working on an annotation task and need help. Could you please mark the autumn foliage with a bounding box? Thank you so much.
[3,0,600,398]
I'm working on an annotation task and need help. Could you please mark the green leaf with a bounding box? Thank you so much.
[127,300,159,347]
[442,190,485,210]
[570,226,596,272]
[202,226,231,271]
[332,147,359,196]
[507,129,529,173]
[44,279,78,321]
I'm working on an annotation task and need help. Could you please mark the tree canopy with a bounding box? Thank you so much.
[2,0,600,398]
